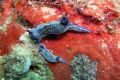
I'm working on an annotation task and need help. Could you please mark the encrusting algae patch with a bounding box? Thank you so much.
[70,54,98,80]
[0,32,54,80]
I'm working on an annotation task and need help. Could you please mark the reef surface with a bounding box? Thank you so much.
[0,32,54,80]
[0,0,120,80]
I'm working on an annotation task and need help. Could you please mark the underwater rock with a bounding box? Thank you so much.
[2,32,54,80]
[70,54,98,80]
[3,44,32,79]
[20,52,54,80]
[0,0,119,80]
[20,70,53,80]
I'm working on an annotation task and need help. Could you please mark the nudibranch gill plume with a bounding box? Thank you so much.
[27,16,91,63]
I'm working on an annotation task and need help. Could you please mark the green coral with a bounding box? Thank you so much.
[70,54,98,80]
[1,32,54,80]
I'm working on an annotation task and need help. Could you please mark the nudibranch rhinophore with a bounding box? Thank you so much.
[27,16,91,63]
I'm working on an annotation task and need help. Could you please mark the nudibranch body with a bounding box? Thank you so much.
[27,16,91,63]
[39,44,66,64]
[27,16,91,43]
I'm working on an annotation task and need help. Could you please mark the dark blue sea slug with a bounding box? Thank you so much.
[39,43,66,63]
[27,16,91,63]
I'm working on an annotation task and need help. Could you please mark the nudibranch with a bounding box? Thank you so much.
[27,16,91,63]
[39,44,66,63]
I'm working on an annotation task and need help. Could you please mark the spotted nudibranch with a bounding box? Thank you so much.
[39,44,66,63]
[27,16,91,63]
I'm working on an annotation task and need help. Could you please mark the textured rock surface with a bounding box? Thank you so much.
[0,0,120,80]
[70,54,98,80]
[3,44,32,79]
[1,32,54,80]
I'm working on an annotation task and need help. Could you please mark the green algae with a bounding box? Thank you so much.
[70,54,98,80]
[0,16,13,31]
[0,56,4,79]
[0,0,3,3]
[0,32,54,80]
[13,0,20,5]
[3,44,32,79]
[21,70,52,80]
[5,16,13,24]
[17,15,30,27]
